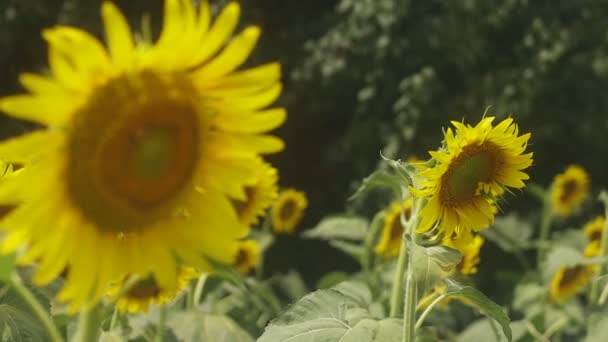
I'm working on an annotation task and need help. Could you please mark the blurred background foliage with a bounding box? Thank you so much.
[2,0,608,300]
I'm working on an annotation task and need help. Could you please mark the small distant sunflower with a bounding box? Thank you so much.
[374,198,413,258]
[414,117,533,238]
[549,264,595,303]
[233,240,260,274]
[231,158,278,226]
[442,231,484,275]
[583,216,605,257]
[107,266,198,313]
[272,189,307,234]
[550,165,590,217]
[0,0,284,311]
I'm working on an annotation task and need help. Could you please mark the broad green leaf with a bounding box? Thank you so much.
[317,271,350,289]
[168,312,254,342]
[445,279,512,341]
[329,240,365,260]
[512,282,544,320]
[258,281,402,342]
[99,331,126,342]
[0,253,15,282]
[586,312,608,342]
[457,318,527,342]
[0,303,46,342]
[542,246,584,283]
[303,216,368,241]
[274,271,309,301]
[483,214,532,252]
[411,244,461,294]
[349,170,403,200]
[380,155,414,188]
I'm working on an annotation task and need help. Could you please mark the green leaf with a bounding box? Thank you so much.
[303,216,369,241]
[457,318,527,342]
[329,240,365,260]
[482,214,533,252]
[586,312,608,342]
[273,271,309,302]
[0,303,46,342]
[380,154,414,186]
[411,244,461,294]
[317,271,350,289]
[445,279,512,341]
[98,331,126,342]
[512,282,545,320]
[0,253,15,282]
[258,281,402,342]
[167,312,254,342]
[349,170,403,199]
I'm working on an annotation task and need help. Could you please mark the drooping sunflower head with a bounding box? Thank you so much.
[233,239,261,275]
[442,231,484,275]
[549,264,596,303]
[414,117,533,238]
[583,216,605,257]
[106,266,198,313]
[231,158,279,226]
[374,198,413,258]
[550,165,590,217]
[0,0,284,311]
[271,189,308,234]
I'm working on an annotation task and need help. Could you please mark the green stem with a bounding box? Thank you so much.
[401,199,421,342]
[192,273,208,308]
[109,307,119,331]
[402,271,417,342]
[155,305,166,342]
[589,191,608,304]
[389,237,408,318]
[362,212,385,273]
[414,293,447,330]
[256,215,274,280]
[73,305,100,342]
[8,273,63,342]
[536,200,553,268]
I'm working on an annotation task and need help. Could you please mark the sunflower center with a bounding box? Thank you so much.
[127,276,162,299]
[389,207,410,241]
[67,72,201,230]
[443,143,501,203]
[590,231,602,242]
[279,199,297,221]
[559,266,585,289]
[559,179,578,202]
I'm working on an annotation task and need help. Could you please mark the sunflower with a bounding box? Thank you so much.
[106,266,198,313]
[549,264,596,303]
[231,158,278,226]
[271,189,307,234]
[374,198,413,258]
[442,231,484,275]
[0,0,284,311]
[550,165,590,217]
[583,216,605,257]
[233,239,261,274]
[414,117,533,238]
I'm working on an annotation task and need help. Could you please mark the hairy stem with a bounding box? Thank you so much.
[8,273,63,342]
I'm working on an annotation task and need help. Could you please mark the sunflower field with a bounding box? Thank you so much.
[0,0,607,341]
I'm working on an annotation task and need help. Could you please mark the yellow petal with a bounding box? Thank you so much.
[101,1,135,67]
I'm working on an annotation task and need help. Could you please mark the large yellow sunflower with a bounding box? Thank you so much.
[374,198,412,258]
[231,158,278,226]
[549,264,595,303]
[583,216,605,257]
[271,189,308,234]
[106,266,198,313]
[414,117,533,238]
[550,165,590,217]
[442,231,484,275]
[0,0,284,311]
